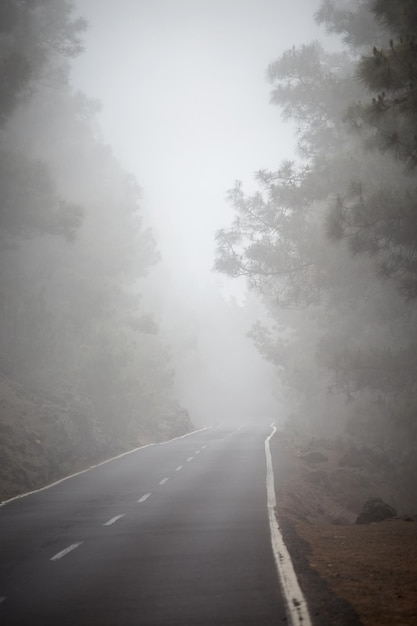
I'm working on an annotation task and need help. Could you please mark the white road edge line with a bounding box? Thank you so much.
[186,456,194,462]
[138,493,151,502]
[50,542,83,561]
[265,424,311,626]
[103,514,126,526]
[1,427,211,508]
[158,426,210,445]
[158,477,170,485]
[175,465,183,471]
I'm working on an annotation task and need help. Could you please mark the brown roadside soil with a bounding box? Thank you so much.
[270,431,417,626]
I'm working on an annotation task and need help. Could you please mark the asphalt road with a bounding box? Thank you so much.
[0,424,288,625]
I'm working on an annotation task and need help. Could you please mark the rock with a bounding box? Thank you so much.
[301,451,329,464]
[355,497,397,524]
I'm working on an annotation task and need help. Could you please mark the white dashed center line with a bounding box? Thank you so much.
[103,514,125,526]
[195,450,200,454]
[175,465,183,471]
[159,477,170,485]
[138,492,151,503]
[50,542,83,561]
[202,445,206,449]
[187,456,194,462]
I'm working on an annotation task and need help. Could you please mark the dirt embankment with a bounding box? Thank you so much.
[270,432,417,626]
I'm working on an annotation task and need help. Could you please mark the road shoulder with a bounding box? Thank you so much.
[270,430,417,626]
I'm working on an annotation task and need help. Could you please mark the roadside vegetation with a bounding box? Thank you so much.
[0,0,191,499]
[216,0,417,516]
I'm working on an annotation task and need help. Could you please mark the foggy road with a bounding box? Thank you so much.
[0,425,290,625]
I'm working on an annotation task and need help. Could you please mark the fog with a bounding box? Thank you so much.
[1,0,417,507]
[68,0,324,428]
[71,0,323,293]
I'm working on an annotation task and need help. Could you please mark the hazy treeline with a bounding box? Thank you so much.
[0,0,186,452]
[216,0,417,473]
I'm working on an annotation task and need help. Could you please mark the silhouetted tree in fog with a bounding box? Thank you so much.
[215,0,417,499]
[0,0,187,465]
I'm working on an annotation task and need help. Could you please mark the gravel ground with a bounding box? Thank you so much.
[294,518,417,626]
[270,431,417,626]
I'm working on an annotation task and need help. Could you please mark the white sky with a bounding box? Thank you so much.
[71,0,324,297]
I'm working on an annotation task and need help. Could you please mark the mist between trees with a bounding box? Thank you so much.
[0,0,193,490]
[215,0,417,509]
[0,0,277,497]
[1,0,417,508]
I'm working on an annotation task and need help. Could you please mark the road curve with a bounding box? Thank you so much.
[0,424,290,625]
